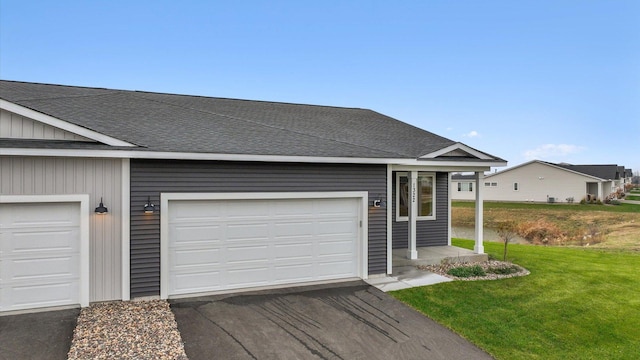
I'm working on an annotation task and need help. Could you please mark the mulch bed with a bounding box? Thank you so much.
[419,260,530,281]
[68,300,188,360]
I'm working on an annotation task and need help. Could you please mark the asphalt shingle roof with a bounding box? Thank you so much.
[1,80,499,160]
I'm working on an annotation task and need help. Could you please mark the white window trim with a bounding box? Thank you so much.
[395,172,436,222]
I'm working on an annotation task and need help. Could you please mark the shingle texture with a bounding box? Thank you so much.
[1,80,498,160]
[547,162,622,180]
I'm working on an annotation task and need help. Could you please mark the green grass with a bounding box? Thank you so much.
[391,239,640,359]
[453,200,640,213]
[626,195,640,201]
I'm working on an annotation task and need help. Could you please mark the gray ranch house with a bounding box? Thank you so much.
[0,80,506,313]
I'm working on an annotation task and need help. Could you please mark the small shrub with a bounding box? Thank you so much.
[447,265,486,278]
[487,265,521,275]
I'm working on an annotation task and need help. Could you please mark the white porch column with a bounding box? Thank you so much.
[407,171,418,259]
[597,182,603,201]
[474,171,485,254]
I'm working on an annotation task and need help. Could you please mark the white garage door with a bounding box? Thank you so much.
[166,196,362,296]
[0,202,81,312]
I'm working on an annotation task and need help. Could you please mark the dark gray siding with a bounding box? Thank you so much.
[392,172,449,249]
[130,160,387,298]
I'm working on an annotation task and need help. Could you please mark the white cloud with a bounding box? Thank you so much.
[446,127,453,131]
[462,130,479,138]
[523,144,586,160]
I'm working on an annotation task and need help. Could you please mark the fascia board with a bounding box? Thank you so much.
[2,147,507,169]
[0,100,135,147]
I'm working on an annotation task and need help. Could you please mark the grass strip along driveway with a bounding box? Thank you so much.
[391,239,640,359]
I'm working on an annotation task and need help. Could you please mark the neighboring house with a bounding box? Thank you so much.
[451,173,477,200]
[452,160,628,203]
[0,80,506,313]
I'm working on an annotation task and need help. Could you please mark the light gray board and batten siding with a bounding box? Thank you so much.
[0,156,123,302]
[129,160,387,298]
[392,172,449,249]
[0,108,94,142]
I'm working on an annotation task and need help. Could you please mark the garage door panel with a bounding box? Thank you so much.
[226,245,270,264]
[274,264,314,282]
[172,248,222,267]
[10,255,78,280]
[317,260,357,278]
[317,220,357,236]
[273,221,314,238]
[318,241,355,257]
[315,199,357,214]
[1,203,79,228]
[171,225,223,244]
[170,201,225,220]
[226,266,271,288]
[8,281,78,308]
[167,197,361,297]
[172,271,222,294]
[273,242,314,260]
[273,200,314,216]
[225,201,270,218]
[8,229,79,252]
[1,202,81,312]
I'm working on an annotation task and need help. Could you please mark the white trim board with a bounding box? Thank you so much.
[159,191,369,300]
[0,194,90,309]
[1,147,508,168]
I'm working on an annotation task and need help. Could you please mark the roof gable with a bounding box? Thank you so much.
[0,99,135,146]
[1,107,94,142]
[419,142,495,160]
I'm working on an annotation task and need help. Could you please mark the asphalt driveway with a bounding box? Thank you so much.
[0,308,79,360]
[171,281,493,360]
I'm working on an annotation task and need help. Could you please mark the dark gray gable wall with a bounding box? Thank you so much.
[130,159,387,298]
[392,172,449,249]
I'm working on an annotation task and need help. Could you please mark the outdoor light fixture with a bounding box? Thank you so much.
[373,195,386,208]
[143,196,155,214]
[95,197,108,214]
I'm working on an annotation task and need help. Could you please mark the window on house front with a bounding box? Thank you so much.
[491,182,498,187]
[484,182,491,187]
[514,182,519,191]
[458,182,473,192]
[397,172,436,221]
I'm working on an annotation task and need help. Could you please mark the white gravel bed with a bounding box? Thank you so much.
[419,260,530,281]
[68,300,188,360]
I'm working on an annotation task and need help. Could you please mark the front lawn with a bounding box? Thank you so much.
[626,195,640,201]
[391,239,640,359]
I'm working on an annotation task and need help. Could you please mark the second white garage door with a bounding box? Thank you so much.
[164,194,364,297]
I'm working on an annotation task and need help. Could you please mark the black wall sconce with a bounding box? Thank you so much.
[144,196,155,214]
[372,194,386,208]
[95,197,108,214]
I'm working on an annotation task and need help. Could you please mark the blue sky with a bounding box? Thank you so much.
[1,1,639,172]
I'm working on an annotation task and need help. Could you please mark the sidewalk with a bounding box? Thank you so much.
[366,266,453,292]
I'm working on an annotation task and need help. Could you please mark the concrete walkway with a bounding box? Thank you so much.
[366,266,453,292]
[367,246,486,292]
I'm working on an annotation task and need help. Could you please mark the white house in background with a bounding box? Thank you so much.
[452,160,630,203]
[451,173,477,200]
